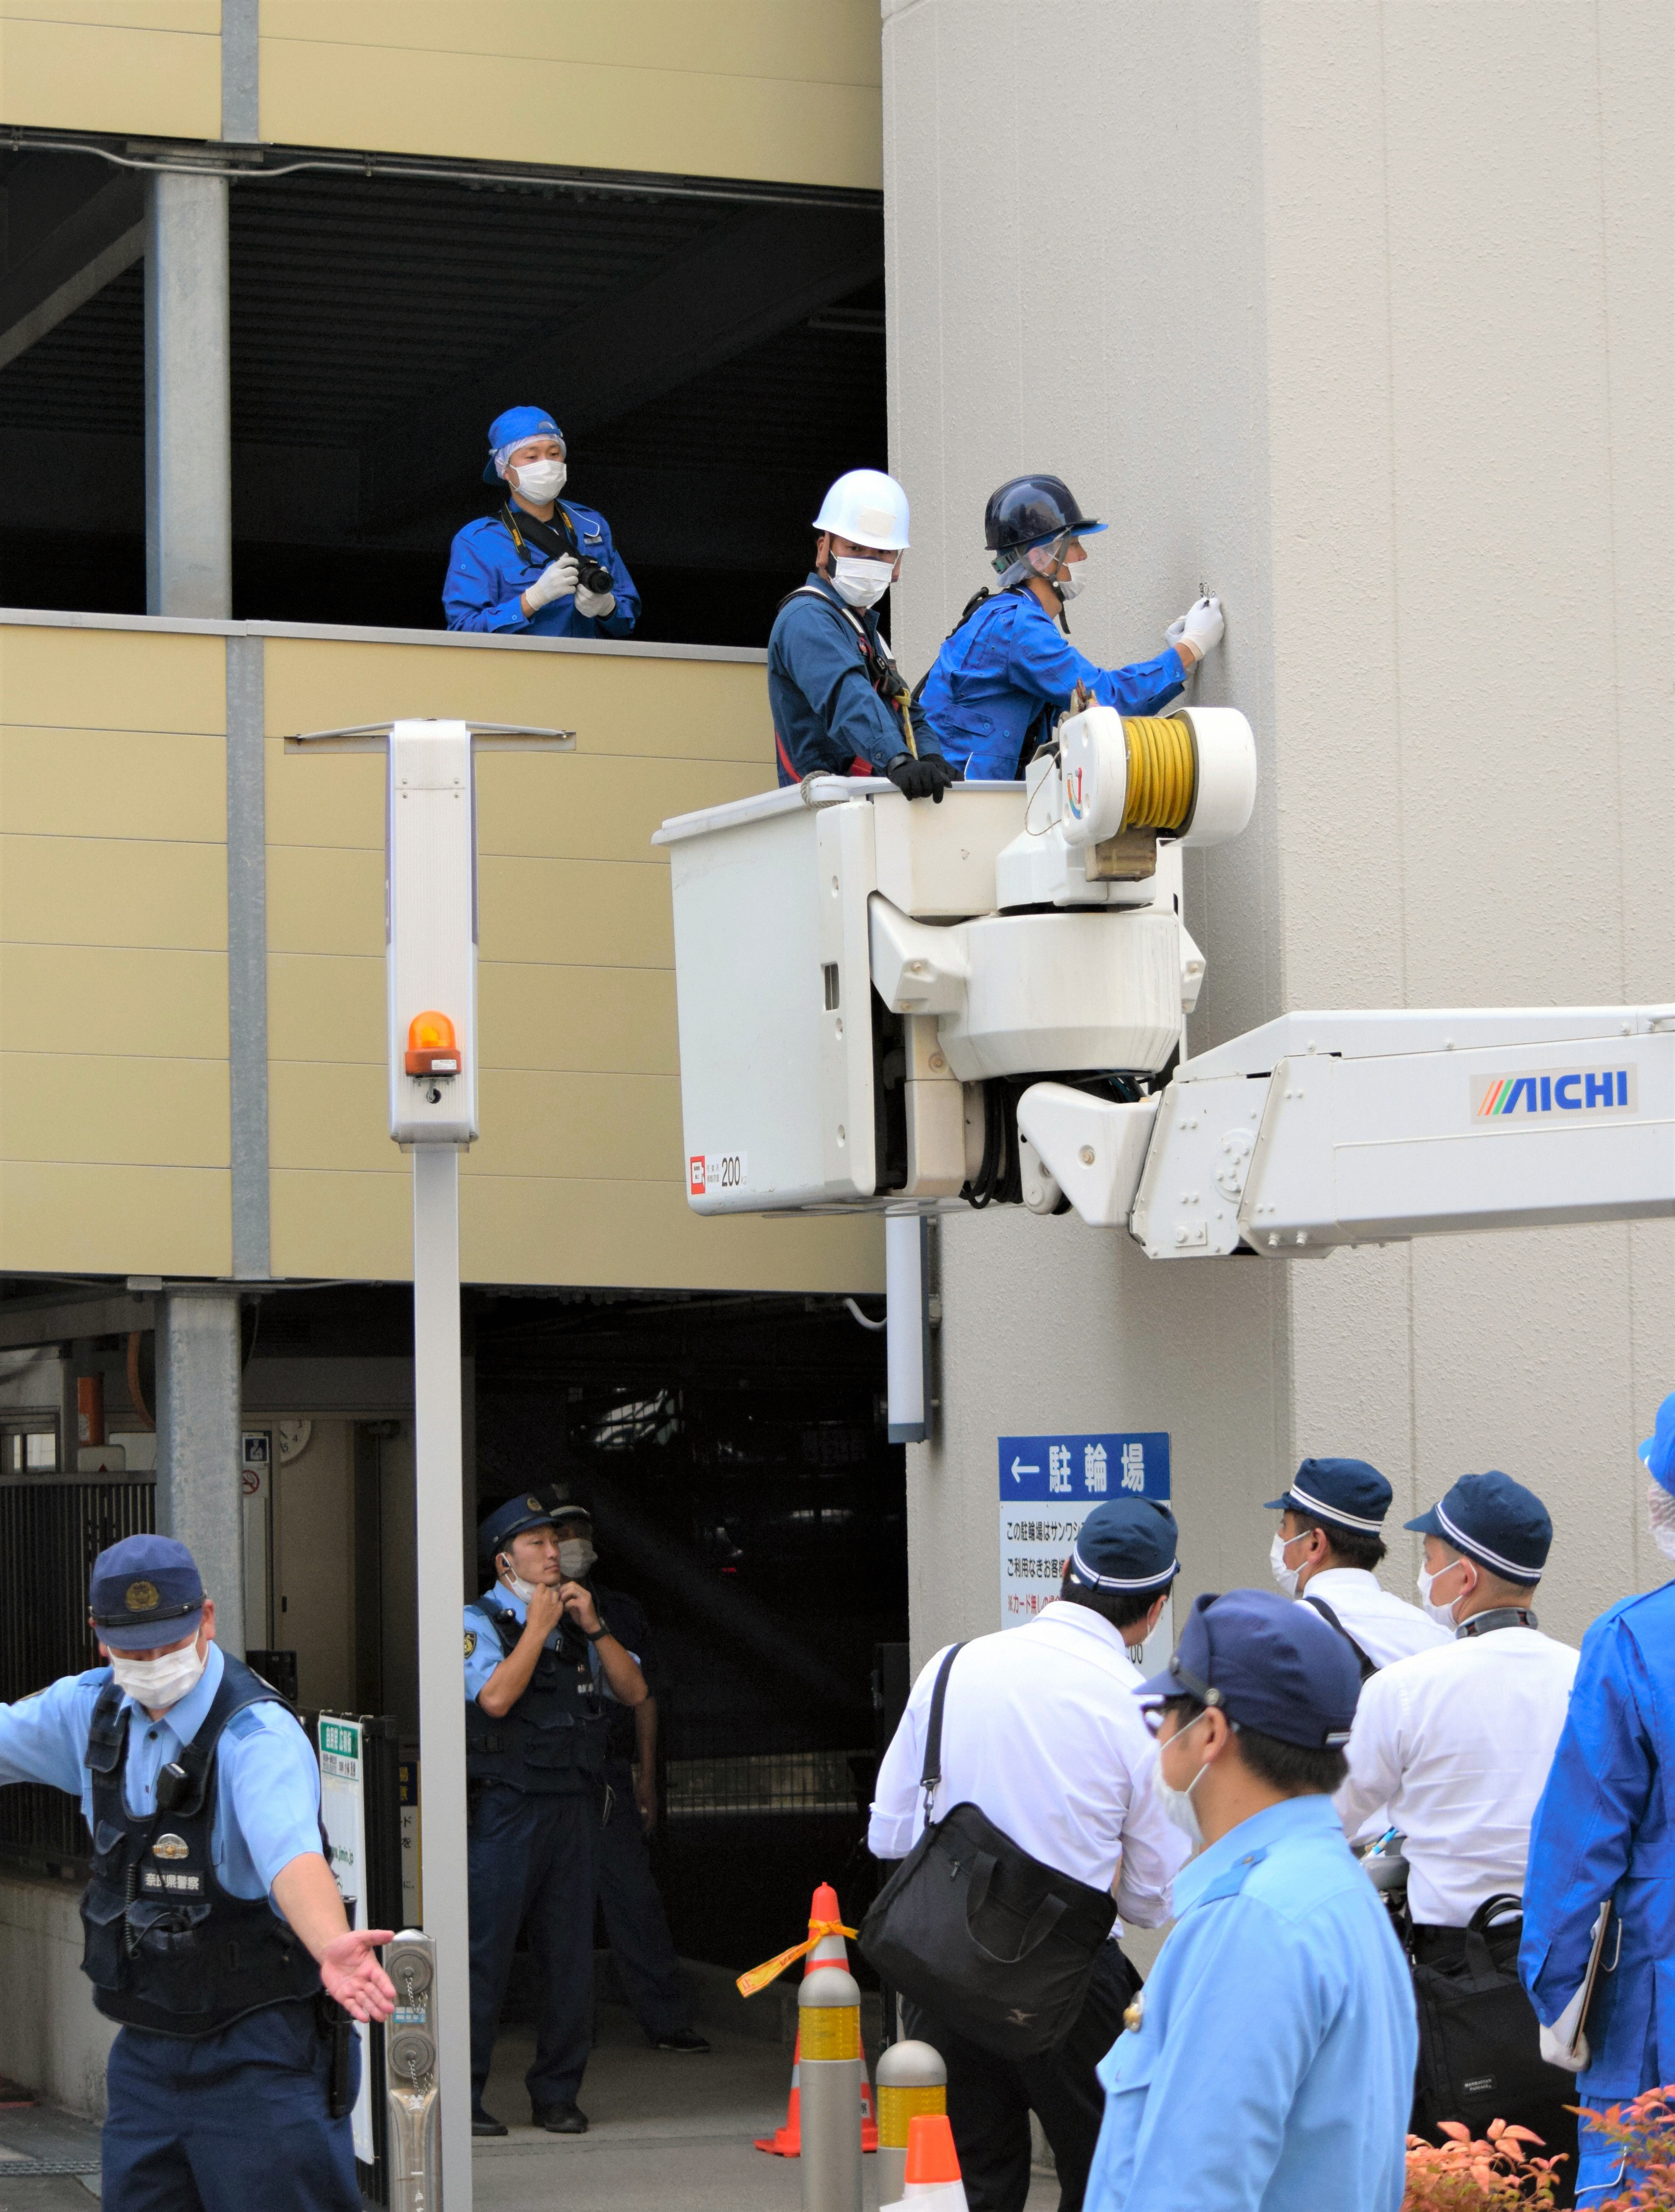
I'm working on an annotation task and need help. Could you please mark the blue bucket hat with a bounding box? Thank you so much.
[1138,1588,1361,1749]
[1066,1497,1180,1595]
[90,1534,205,1652]
[1640,1393,1675,1495]
[484,405,564,485]
[1405,1471,1551,1584]
[1264,1456,1393,1534]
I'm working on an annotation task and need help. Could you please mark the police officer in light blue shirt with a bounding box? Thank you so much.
[0,1534,395,2212]
[464,1486,646,2137]
[1085,1588,1415,2212]
[444,405,640,639]
[1521,1390,1675,2206]
[918,476,1224,781]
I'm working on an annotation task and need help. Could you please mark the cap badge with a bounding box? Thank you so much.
[125,1580,160,1613]
[152,1833,189,1861]
[525,1496,541,1512]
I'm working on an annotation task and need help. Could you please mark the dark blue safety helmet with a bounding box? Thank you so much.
[983,474,1107,554]
[90,1534,205,1652]
[1138,1588,1362,1749]
[1405,1472,1551,1585]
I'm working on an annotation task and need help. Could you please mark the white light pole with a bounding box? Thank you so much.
[288,717,572,2208]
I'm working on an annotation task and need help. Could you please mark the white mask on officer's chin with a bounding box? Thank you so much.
[498,1557,540,1605]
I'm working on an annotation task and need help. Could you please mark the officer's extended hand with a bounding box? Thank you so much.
[885,752,959,802]
[525,1582,565,1641]
[1167,595,1224,664]
[573,581,617,620]
[523,553,579,613]
[322,1930,398,2022]
[560,1581,603,1636]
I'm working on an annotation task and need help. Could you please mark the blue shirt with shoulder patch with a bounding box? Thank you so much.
[0,1641,324,1902]
[463,1586,639,1705]
[443,499,639,639]
[1085,1793,1415,2212]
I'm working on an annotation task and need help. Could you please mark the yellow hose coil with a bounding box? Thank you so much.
[800,2004,862,2063]
[1120,715,1195,832]
[877,2083,947,2147]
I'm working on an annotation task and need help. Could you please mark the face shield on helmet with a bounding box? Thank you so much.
[996,529,1086,597]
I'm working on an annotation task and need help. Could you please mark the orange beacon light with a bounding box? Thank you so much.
[405,1012,461,1077]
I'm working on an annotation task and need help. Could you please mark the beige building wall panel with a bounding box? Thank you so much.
[478,855,672,972]
[265,845,381,958]
[263,741,382,853]
[258,1,881,189]
[262,641,772,769]
[0,945,227,1060]
[465,1070,680,1185]
[0,835,226,952]
[0,1160,228,1276]
[0,728,224,845]
[268,1061,392,1175]
[0,1050,227,1168]
[270,1168,408,1283]
[476,754,769,866]
[460,1173,883,1295]
[267,952,382,1066]
[0,6,218,138]
[477,964,677,1077]
[0,627,224,737]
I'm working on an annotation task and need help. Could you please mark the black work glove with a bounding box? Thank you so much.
[885,751,959,802]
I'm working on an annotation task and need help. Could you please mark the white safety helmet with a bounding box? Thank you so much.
[812,469,911,552]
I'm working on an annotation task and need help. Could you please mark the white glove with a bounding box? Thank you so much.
[574,582,617,620]
[1539,1978,1591,2072]
[1168,594,1224,663]
[524,553,578,612]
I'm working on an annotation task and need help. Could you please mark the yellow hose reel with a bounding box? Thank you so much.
[1058,702,1257,850]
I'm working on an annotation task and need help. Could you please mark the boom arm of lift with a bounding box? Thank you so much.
[1020,1004,1675,1259]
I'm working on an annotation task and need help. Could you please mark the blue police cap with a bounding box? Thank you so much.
[1404,1471,1551,1583]
[478,1485,591,1557]
[90,1534,204,1652]
[484,405,563,483]
[1138,1588,1361,1749]
[1641,1393,1675,1495]
[1263,1456,1392,1534]
[1066,1496,1179,1595]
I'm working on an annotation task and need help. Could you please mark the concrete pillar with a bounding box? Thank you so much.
[883,0,1675,1662]
[154,1288,244,1655]
[144,170,231,618]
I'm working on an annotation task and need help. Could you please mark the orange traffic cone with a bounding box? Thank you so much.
[895,2113,969,2212]
[750,1884,879,2155]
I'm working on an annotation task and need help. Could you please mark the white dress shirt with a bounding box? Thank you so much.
[1299,1566,1451,1668]
[1336,1623,1579,1927]
[868,1600,1189,1931]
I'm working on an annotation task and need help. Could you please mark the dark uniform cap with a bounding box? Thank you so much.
[1138,1588,1362,1749]
[90,1534,205,1652]
[477,1484,592,1557]
[982,473,1108,553]
[1066,1497,1180,1594]
[1264,1456,1393,1535]
[1404,1471,1551,1583]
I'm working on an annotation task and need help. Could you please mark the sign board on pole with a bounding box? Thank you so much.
[318,1715,375,2165]
[997,1432,1173,1670]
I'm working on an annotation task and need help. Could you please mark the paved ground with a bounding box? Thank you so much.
[0,2096,99,2209]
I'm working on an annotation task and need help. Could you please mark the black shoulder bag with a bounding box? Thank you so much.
[1410,1893,1580,2149]
[859,1642,1116,2057]
[1301,1592,1379,1683]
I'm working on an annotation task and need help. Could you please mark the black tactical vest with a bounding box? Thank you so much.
[80,1653,322,2037]
[465,1601,610,1792]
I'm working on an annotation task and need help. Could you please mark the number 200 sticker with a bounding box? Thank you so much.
[689,1152,747,1196]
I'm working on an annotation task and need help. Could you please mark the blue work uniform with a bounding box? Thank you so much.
[463,1586,629,2116]
[1522,1582,1675,2205]
[587,1582,694,2042]
[0,1642,357,2212]
[918,590,1187,781]
[767,573,938,783]
[1085,1795,1416,2212]
[443,499,639,639]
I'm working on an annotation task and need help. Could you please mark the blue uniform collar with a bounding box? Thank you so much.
[481,1581,527,1625]
[117,1637,224,1750]
[1172,1791,1341,1914]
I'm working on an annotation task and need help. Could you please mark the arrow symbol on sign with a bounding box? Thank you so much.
[1011,1458,1039,1481]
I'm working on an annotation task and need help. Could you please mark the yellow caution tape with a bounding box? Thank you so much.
[735,1919,859,1999]
[877,2084,946,2147]
[799,2004,861,2063]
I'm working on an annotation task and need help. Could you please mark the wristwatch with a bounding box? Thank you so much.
[583,1620,609,1643]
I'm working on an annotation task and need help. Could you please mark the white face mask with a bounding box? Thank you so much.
[1053,563,1085,601]
[831,556,895,609]
[109,1639,206,1711]
[1156,1710,1211,1846]
[1647,1480,1675,1564]
[1269,1529,1304,1598]
[558,1538,596,1580]
[499,1558,540,1605]
[510,458,566,503]
[1417,1561,1465,1627]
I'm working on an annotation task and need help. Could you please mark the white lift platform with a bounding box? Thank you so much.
[655,704,1675,1262]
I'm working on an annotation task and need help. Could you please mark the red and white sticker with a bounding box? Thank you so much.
[689,1151,747,1197]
